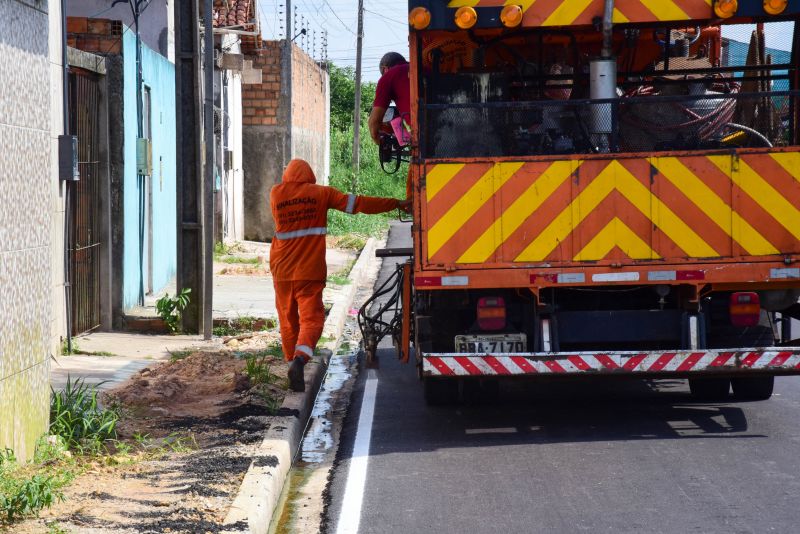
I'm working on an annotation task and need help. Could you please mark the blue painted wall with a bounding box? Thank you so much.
[122,29,177,310]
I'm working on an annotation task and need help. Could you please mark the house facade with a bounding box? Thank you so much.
[0,0,65,459]
[66,13,177,322]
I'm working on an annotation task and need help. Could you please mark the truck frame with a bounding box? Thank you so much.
[383,0,800,403]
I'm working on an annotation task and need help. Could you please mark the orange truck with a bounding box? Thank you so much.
[394,0,800,403]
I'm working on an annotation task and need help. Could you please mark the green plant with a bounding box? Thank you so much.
[0,449,15,467]
[47,521,69,534]
[0,474,65,523]
[244,355,279,386]
[214,241,231,256]
[132,432,151,448]
[60,339,81,356]
[156,288,192,333]
[258,390,282,415]
[168,349,194,361]
[49,376,119,453]
[159,433,197,454]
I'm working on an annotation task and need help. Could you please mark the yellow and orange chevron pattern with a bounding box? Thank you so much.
[446,0,713,27]
[422,152,800,266]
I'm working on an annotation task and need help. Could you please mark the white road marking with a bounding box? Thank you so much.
[336,369,379,534]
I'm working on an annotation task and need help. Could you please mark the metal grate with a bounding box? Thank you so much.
[423,89,796,159]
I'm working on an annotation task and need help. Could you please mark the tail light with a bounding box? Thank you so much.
[729,292,761,327]
[409,7,431,30]
[714,0,738,18]
[763,0,787,15]
[477,297,506,331]
[500,5,524,28]
[454,6,478,29]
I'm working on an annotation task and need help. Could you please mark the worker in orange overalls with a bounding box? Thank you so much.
[270,159,409,391]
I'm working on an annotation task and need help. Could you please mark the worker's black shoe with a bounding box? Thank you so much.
[288,357,306,392]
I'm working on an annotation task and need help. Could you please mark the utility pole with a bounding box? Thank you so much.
[175,0,214,337]
[201,0,214,340]
[352,0,364,177]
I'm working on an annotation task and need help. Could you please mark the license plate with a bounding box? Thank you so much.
[454,334,527,353]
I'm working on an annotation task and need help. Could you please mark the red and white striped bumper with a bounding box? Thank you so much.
[422,349,800,377]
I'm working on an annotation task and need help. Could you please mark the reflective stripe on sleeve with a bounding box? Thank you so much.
[275,226,328,240]
[345,194,357,214]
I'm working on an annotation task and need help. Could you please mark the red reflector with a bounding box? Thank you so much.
[729,292,760,327]
[416,276,442,287]
[677,270,705,281]
[477,297,506,331]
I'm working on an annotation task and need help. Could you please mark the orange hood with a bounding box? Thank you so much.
[282,159,316,184]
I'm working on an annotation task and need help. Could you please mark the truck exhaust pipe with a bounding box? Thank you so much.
[591,0,617,152]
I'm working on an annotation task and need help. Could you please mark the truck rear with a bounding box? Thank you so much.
[399,0,800,403]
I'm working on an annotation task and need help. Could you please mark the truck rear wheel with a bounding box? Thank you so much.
[731,376,774,401]
[423,378,459,405]
[688,378,730,401]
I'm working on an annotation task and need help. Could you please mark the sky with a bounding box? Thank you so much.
[256,2,794,83]
[257,0,410,82]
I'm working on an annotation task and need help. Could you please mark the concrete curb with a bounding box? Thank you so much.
[223,238,378,533]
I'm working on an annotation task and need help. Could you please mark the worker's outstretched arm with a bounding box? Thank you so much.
[326,187,403,215]
[368,106,386,144]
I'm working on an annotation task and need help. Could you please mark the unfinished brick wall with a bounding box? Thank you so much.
[242,41,282,127]
[66,17,123,54]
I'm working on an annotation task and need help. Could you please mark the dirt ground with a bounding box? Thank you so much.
[14,343,290,534]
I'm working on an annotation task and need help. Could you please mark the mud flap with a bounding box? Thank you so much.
[398,262,412,363]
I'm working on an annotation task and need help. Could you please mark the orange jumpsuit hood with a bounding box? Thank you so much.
[282,159,317,184]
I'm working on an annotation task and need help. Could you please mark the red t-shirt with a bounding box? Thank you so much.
[373,63,411,118]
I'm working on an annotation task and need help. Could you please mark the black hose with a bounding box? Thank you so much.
[358,263,405,346]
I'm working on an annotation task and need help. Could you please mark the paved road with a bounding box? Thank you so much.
[324,222,800,534]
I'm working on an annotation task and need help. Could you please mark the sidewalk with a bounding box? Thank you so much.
[126,240,356,320]
[52,240,359,391]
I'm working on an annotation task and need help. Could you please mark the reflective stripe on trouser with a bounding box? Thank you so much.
[273,279,325,362]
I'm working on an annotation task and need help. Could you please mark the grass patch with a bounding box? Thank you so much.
[326,272,352,286]
[167,349,194,362]
[328,126,406,237]
[334,234,367,251]
[60,340,80,356]
[327,260,356,286]
[213,316,276,337]
[216,255,261,265]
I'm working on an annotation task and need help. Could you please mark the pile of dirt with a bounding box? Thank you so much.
[110,351,254,419]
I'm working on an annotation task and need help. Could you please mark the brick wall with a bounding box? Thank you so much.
[66,17,123,55]
[242,41,282,127]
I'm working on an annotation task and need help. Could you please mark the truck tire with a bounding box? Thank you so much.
[423,378,459,405]
[689,377,730,401]
[731,376,774,401]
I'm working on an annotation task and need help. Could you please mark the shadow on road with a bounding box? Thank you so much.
[369,364,766,454]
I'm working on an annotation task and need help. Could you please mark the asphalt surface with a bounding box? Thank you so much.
[324,222,800,534]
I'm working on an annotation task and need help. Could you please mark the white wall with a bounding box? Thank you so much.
[221,34,244,242]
